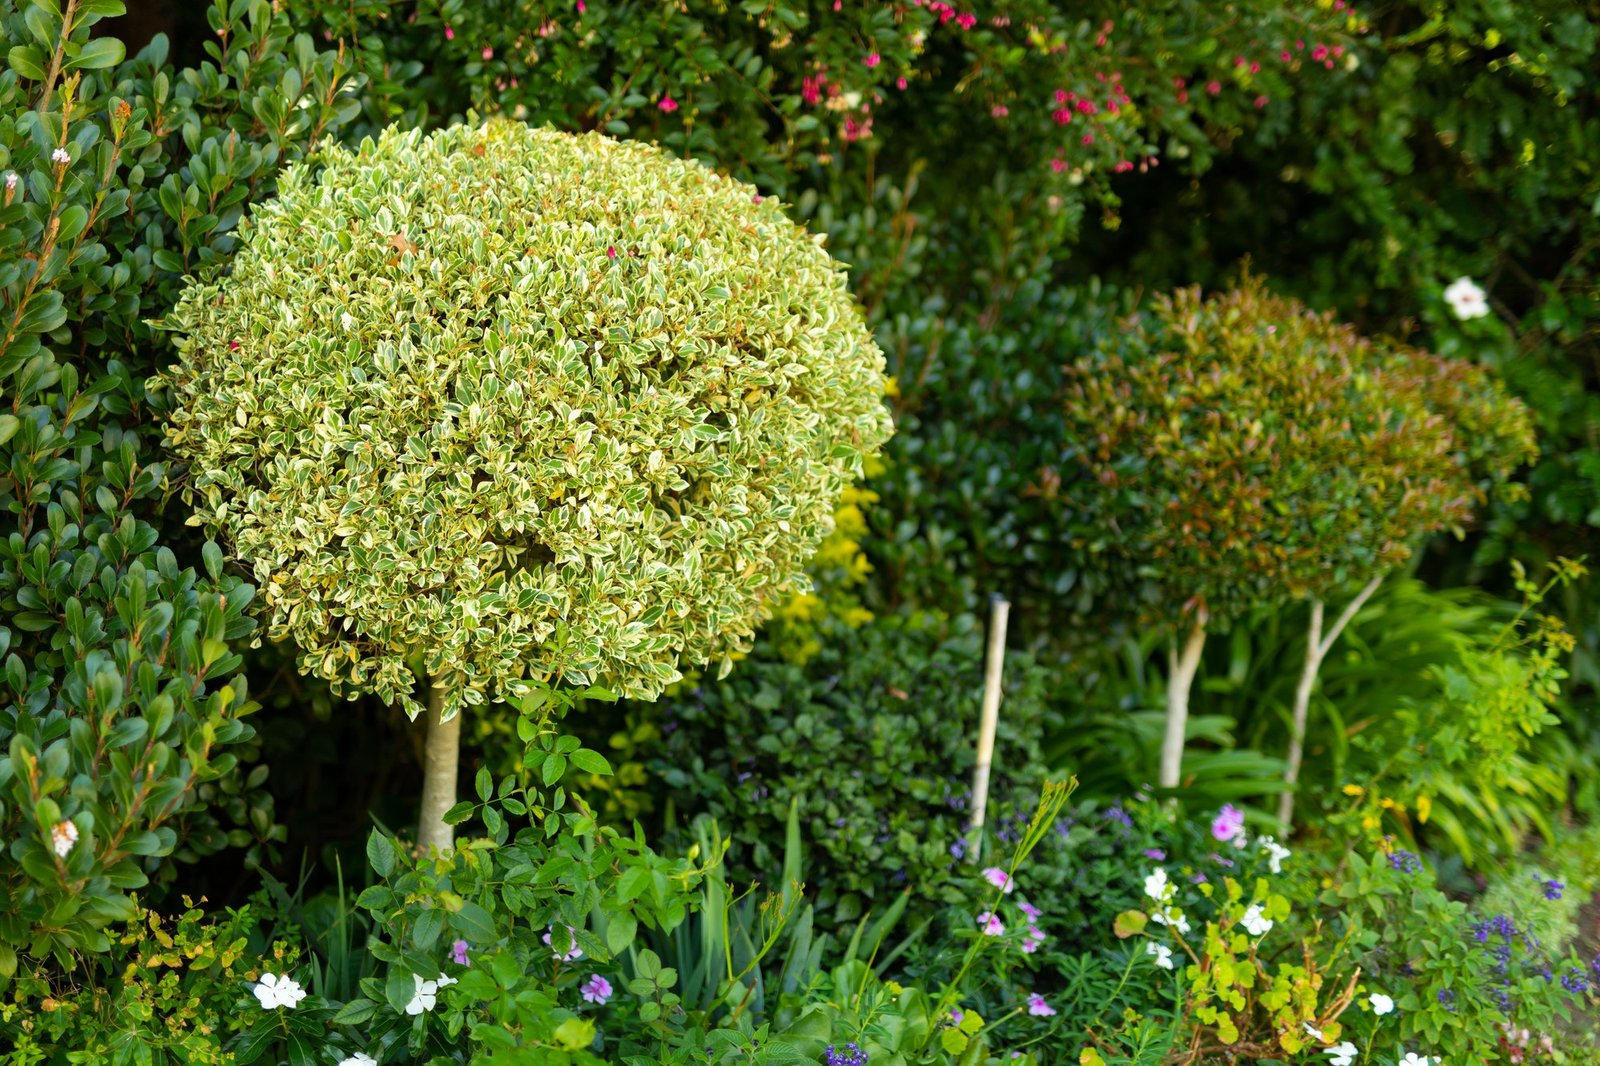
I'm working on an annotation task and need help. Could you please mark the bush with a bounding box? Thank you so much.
[159,118,892,716]
[653,612,1056,929]
[0,0,361,971]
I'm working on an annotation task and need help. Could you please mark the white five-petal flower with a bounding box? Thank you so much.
[1323,1041,1358,1066]
[1398,1053,1433,1066]
[1257,835,1291,874]
[1444,277,1490,320]
[1145,942,1174,970]
[1144,868,1172,902]
[404,973,446,1015]
[1239,904,1273,937]
[1368,992,1395,1016]
[252,972,307,1010]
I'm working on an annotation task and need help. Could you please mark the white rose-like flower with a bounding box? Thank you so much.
[1323,1041,1358,1066]
[252,972,307,1010]
[1444,277,1490,320]
[1239,904,1273,937]
[1368,992,1395,1015]
[1145,942,1174,970]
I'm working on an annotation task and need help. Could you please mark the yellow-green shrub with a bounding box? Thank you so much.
[159,119,893,718]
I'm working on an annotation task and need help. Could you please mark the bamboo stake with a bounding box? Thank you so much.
[968,594,1011,859]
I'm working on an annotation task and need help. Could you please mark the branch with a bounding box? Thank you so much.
[1316,574,1382,661]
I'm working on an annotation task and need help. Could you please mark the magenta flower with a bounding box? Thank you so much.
[444,25,454,40]
[1026,993,1056,1017]
[658,95,678,112]
[481,46,494,60]
[864,53,881,68]
[1018,901,1042,920]
[543,926,583,962]
[450,939,470,965]
[1211,804,1245,843]
[981,867,1014,894]
[976,911,1005,936]
[580,974,612,1004]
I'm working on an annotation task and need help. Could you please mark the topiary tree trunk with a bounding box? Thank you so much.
[1278,575,1382,825]
[417,682,460,854]
[1159,620,1207,789]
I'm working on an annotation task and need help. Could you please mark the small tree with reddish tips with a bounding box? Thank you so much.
[1062,275,1535,808]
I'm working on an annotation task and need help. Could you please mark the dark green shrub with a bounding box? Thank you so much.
[0,0,362,971]
[652,612,1056,929]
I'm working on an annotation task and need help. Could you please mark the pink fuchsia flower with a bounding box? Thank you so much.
[1254,95,1269,109]
[580,974,612,1004]
[1026,993,1056,1017]
[577,0,585,10]
[1018,901,1042,921]
[1282,50,1292,62]
[864,53,881,68]
[976,911,1005,936]
[1081,133,1094,145]
[1050,158,1066,173]
[1211,805,1245,843]
[982,867,1015,893]
[1052,108,1071,125]
[896,76,907,90]
[606,245,617,259]
[450,939,470,965]
[50,819,78,857]
[658,95,678,112]
[1205,80,1222,95]
[955,12,976,29]
[444,24,454,39]
[1312,45,1329,61]
[802,75,824,104]
[990,104,1008,117]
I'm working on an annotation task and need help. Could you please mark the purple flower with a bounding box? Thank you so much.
[1022,925,1046,954]
[1104,806,1133,828]
[1026,992,1056,1017]
[581,974,613,1004]
[950,839,968,859]
[542,926,583,962]
[449,939,470,965]
[1388,850,1423,874]
[1018,901,1042,921]
[976,911,1005,936]
[1210,804,1245,843]
[825,1042,868,1066]
[1560,970,1589,995]
[1539,877,1564,901]
[1143,848,1166,861]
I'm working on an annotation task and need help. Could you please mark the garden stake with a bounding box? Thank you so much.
[968,594,1010,859]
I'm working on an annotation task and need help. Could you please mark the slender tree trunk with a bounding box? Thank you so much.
[1277,575,1383,826]
[1278,601,1325,826]
[417,682,460,854]
[1159,620,1207,790]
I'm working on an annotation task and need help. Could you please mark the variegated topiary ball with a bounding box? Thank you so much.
[161,120,892,719]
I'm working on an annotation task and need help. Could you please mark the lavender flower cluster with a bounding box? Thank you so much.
[825,1042,869,1066]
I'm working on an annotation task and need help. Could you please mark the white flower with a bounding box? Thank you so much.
[404,973,443,1015]
[51,147,70,165]
[4,171,16,191]
[1323,1041,1358,1066]
[1368,992,1395,1016]
[1145,942,1174,970]
[252,972,307,1010]
[1239,904,1273,937]
[1149,908,1190,935]
[337,1056,377,1066]
[1444,277,1490,320]
[1143,868,1172,903]
[50,819,78,858]
[1258,835,1291,873]
[1398,1054,1433,1066]
[1304,1022,1326,1042]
